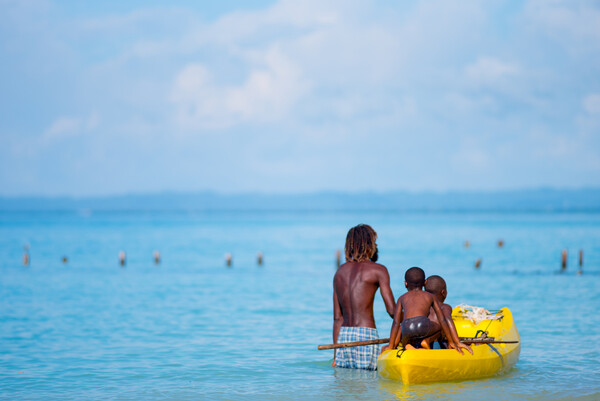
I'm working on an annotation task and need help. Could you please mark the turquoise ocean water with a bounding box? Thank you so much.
[1,210,599,400]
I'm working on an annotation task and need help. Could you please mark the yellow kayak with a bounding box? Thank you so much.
[377,306,520,384]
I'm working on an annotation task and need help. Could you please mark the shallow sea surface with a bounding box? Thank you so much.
[0,210,599,400]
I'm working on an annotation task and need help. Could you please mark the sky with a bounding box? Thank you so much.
[1,0,599,196]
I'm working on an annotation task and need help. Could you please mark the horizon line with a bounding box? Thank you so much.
[1,186,600,200]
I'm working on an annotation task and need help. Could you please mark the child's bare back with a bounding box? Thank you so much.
[398,288,442,348]
[399,289,437,319]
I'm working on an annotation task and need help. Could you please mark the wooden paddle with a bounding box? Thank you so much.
[317,337,518,350]
[318,338,390,350]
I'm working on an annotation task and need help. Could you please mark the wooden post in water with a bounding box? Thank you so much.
[464,240,470,248]
[474,258,482,269]
[62,256,68,264]
[257,252,263,266]
[561,249,567,271]
[225,253,232,267]
[578,249,583,275]
[23,244,30,266]
[154,250,161,265]
[335,250,341,269]
[497,239,504,248]
[119,251,126,267]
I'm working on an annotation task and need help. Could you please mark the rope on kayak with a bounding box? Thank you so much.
[477,322,506,368]
[486,343,505,368]
[482,316,496,336]
[475,329,489,339]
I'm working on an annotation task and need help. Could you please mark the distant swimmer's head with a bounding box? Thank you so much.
[345,224,378,262]
[404,267,425,290]
[425,275,447,301]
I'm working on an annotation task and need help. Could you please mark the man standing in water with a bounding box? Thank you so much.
[333,224,396,370]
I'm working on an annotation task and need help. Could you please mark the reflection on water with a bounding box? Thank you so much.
[333,368,379,399]
[378,373,512,401]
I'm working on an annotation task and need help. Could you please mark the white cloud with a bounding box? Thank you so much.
[170,47,310,129]
[524,0,600,46]
[41,113,100,143]
[583,94,600,115]
[451,138,491,171]
[86,112,100,130]
[465,57,519,86]
[165,0,490,132]
[42,117,81,141]
[201,0,341,46]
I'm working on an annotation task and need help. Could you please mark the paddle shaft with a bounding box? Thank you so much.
[317,337,518,350]
[318,338,390,350]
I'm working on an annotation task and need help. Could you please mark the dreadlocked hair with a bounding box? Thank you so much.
[344,224,377,262]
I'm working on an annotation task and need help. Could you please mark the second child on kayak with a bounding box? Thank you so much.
[423,275,473,353]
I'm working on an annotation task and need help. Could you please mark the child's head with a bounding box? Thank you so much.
[404,267,425,290]
[425,275,447,302]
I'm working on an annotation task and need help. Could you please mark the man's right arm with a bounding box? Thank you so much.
[332,286,343,366]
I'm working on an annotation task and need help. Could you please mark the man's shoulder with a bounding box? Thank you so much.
[366,261,389,273]
[339,261,388,272]
[335,262,353,275]
[361,262,391,283]
[333,266,346,280]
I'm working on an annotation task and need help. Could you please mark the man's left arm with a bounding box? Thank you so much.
[386,297,403,350]
[377,266,396,318]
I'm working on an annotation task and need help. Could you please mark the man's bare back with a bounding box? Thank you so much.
[333,261,395,328]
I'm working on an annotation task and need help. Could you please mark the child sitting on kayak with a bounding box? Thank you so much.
[423,275,473,354]
[383,267,471,354]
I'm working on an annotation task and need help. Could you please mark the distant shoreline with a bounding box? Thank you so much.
[1,188,599,212]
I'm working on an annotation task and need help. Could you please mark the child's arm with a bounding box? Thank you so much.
[442,306,473,354]
[386,298,404,350]
[431,298,465,355]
